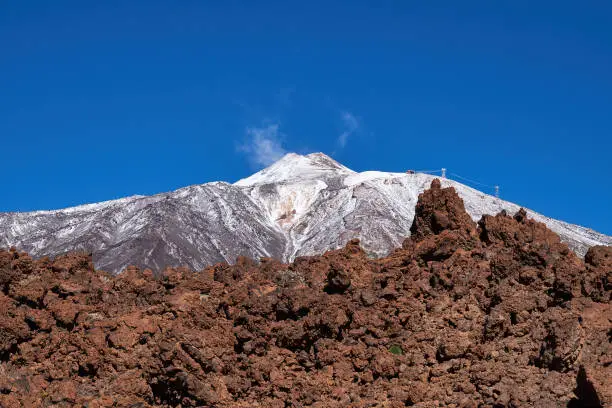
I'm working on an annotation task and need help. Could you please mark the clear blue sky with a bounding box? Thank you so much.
[1,1,611,234]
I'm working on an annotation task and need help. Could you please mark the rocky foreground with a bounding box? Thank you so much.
[0,180,610,407]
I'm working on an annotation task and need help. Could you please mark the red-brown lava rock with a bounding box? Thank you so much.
[0,180,609,407]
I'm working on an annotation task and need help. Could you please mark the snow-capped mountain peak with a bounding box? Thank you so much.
[1,154,610,274]
[235,152,354,186]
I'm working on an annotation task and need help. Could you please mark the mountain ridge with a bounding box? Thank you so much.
[1,153,610,273]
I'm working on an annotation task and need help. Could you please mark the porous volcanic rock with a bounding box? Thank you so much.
[0,179,609,407]
[409,178,477,240]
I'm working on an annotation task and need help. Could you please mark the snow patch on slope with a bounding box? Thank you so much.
[235,152,354,186]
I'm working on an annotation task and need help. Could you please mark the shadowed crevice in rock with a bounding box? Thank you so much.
[567,366,603,408]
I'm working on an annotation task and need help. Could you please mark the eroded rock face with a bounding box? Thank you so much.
[0,179,609,407]
[409,179,477,240]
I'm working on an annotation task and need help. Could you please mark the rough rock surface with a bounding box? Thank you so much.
[0,180,609,407]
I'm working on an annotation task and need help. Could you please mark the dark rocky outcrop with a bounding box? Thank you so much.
[409,179,477,240]
[0,179,609,407]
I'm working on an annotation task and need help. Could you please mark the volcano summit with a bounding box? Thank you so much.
[1,153,610,274]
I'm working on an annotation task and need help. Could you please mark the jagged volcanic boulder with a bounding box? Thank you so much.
[409,179,477,240]
[0,179,609,407]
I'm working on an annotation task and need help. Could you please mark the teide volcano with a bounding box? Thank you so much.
[1,153,610,274]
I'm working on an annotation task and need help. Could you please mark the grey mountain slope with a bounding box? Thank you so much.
[1,153,610,273]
